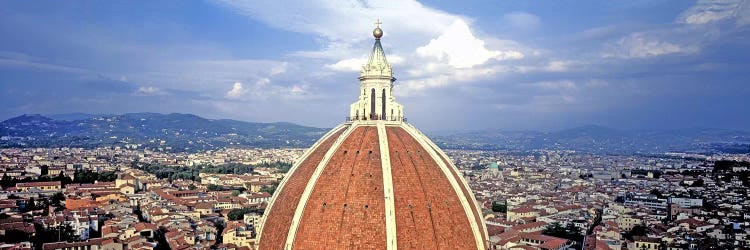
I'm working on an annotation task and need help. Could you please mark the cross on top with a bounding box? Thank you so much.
[374,19,382,28]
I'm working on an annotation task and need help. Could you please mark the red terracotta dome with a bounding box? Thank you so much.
[256,23,488,250]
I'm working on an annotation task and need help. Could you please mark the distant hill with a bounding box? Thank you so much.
[46,112,111,121]
[2,114,748,154]
[0,113,328,152]
[433,125,750,154]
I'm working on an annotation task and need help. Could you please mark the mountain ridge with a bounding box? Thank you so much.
[0,113,329,152]
[432,125,750,154]
[2,113,748,154]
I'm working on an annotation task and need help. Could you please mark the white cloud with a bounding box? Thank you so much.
[212,0,528,93]
[225,82,247,99]
[677,0,747,25]
[135,86,167,96]
[545,60,574,72]
[325,57,366,72]
[603,33,692,58]
[398,66,501,96]
[224,78,312,101]
[212,0,458,45]
[416,20,523,68]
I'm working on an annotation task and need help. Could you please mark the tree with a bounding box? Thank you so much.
[1,173,12,188]
[691,178,704,187]
[98,171,117,182]
[491,201,507,213]
[50,192,65,212]
[260,183,279,195]
[32,222,78,250]
[543,222,567,237]
[207,184,225,191]
[624,224,648,241]
[649,189,665,199]
[231,190,241,196]
[21,197,36,213]
[543,222,583,244]
[614,196,625,203]
[226,207,263,221]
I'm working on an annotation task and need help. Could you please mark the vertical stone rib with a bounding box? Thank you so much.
[284,122,360,249]
[377,122,398,250]
[402,124,485,250]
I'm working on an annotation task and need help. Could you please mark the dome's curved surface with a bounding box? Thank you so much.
[257,122,488,250]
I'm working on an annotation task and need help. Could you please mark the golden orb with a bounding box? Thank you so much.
[373,27,383,39]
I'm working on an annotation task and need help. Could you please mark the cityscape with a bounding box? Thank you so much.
[1,146,749,249]
[2,1,750,250]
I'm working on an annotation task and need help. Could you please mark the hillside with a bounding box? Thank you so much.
[433,125,750,154]
[0,113,328,152]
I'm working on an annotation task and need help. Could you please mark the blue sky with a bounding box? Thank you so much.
[1,0,749,131]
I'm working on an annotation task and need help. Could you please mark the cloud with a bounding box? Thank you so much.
[603,33,693,58]
[325,57,366,72]
[398,66,501,96]
[212,0,458,45]
[225,82,247,99]
[416,20,523,68]
[135,86,166,96]
[212,0,527,93]
[677,0,748,25]
[545,60,575,72]
[224,78,311,101]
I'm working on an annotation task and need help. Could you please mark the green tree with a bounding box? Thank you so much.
[32,222,78,250]
[543,222,583,243]
[207,184,225,191]
[260,183,279,195]
[491,201,507,213]
[226,207,263,221]
[98,171,117,182]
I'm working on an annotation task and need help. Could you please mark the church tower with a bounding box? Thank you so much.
[257,22,488,250]
[349,20,404,121]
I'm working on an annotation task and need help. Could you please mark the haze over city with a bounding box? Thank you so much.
[2,0,749,131]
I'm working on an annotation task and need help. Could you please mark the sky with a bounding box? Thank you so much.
[1,0,749,132]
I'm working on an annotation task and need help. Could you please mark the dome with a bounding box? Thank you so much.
[257,123,488,250]
[256,21,488,250]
